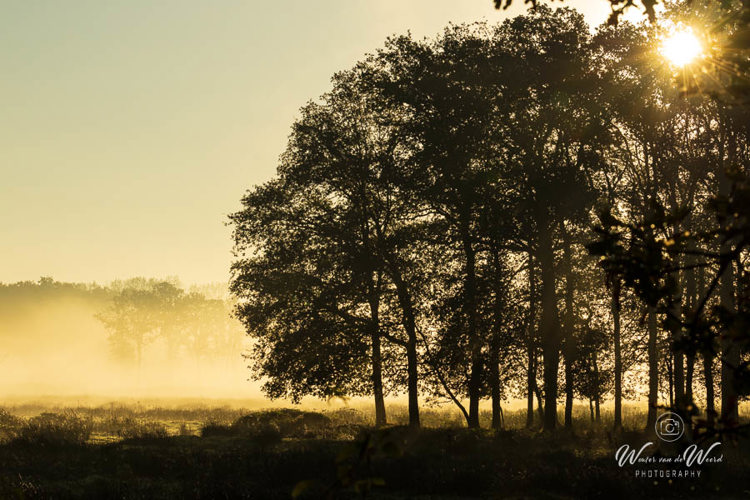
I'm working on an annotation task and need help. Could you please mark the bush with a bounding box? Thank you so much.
[95,415,170,440]
[198,409,357,440]
[0,409,23,443]
[231,409,332,439]
[200,421,235,437]
[117,419,169,440]
[17,412,92,446]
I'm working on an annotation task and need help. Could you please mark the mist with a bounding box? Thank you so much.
[0,278,259,401]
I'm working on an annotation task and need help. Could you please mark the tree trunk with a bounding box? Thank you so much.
[595,397,601,423]
[406,328,420,429]
[463,230,482,429]
[704,354,716,425]
[720,259,738,423]
[490,343,501,430]
[535,383,545,422]
[673,344,685,408]
[560,223,575,430]
[537,215,561,432]
[684,251,697,405]
[490,248,504,430]
[612,278,623,431]
[719,127,739,424]
[696,264,715,425]
[372,333,386,427]
[594,352,601,423]
[646,307,658,429]
[667,354,674,409]
[685,356,695,402]
[369,285,387,428]
[390,269,420,428]
[672,266,685,409]
[526,250,537,429]
[527,344,536,428]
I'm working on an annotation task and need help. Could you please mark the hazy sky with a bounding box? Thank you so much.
[1,0,618,285]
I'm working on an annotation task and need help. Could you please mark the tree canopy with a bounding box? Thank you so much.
[231,4,750,433]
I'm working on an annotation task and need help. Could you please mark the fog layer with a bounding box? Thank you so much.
[0,278,258,399]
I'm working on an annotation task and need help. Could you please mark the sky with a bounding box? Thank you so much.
[1,0,622,286]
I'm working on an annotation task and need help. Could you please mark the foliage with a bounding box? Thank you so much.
[0,410,23,443]
[231,409,333,439]
[96,279,242,367]
[15,412,93,447]
[231,6,619,431]
[110,418,170,441]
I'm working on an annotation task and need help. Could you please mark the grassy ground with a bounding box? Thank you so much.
[0,403,748,499]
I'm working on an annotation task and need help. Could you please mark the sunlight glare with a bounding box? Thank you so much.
[660,28,703,67]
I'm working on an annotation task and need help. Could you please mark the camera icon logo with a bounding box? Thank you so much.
[655,411,685,442]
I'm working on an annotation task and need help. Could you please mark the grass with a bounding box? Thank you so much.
[0,402,747,499]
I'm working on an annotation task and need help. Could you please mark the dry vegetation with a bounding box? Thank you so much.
[0,402,748,499]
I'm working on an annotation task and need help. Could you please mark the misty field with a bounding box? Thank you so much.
[0,401,748,499]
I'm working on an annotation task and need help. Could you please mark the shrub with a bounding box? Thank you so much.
[94,415,170,440]
[200,421,235,437]
[231,409,332,439]
[0,409,23,443]
[17,411,92,446]
[116,418,169,440]
[327,408,370,427]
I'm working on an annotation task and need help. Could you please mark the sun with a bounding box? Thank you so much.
[660,28,703,67]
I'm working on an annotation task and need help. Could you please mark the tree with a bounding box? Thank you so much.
[230,2,749,434]
[97,282,180,369]
[231,62,431,426]
[490,7,607,431]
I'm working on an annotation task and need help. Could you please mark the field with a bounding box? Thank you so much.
[0,401,748,499]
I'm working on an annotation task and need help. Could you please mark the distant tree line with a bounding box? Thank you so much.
[96,278,242,370]
[0,277,242,376]
[230,6,750,431]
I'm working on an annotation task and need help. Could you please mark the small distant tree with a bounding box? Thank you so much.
[573,326,613,422]
[97,287,160,367]
[97,281,183,369]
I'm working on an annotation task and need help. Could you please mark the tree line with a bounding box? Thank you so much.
[230,6,750,431]
[96,278,242,370]
[0,277,242,377]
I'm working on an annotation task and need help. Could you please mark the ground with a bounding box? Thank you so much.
[0,403,747,499]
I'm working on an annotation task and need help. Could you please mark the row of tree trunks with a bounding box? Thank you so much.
[377,211,726,434]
